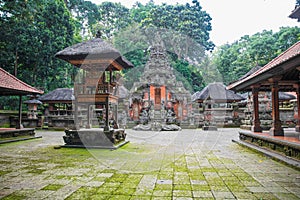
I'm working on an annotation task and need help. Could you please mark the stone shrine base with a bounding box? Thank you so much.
[62,128,128,149]
[0,128,41,144]
[202,125,218,131]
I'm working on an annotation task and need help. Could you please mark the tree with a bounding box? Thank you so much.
[138,0,214,52]
[0,0,76,92]
[95,2,132,41]
[213,27,300,85]
[64,0,100,39]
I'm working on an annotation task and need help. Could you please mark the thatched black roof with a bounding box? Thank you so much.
[192,82,245,103]
[39,88,74,102]
[24,99,42,104]
[241,92,296,101]
[116,85,129,99]
[279,92,296,101]
[55,38,133,69]
[238,65,262,80]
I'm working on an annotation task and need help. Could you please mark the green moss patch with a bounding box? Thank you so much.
[1,193,26,200]
[42,184,64,191]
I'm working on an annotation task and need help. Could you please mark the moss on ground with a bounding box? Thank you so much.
[42,184,64,191]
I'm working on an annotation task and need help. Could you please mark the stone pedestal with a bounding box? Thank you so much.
[62,128,128,149]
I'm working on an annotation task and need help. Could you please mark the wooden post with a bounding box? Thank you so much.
[86,104,91,129]
[17,95,23,129]
[251,86,262,132]
[295,84,300,132]
[104,96,110,131]
[269,81,284,136]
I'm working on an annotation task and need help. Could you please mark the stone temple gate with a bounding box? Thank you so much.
[129,44,193,128]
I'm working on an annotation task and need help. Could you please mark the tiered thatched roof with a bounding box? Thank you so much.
[55,38,133,70]
[192,82,244,103]
[39,88,74,103]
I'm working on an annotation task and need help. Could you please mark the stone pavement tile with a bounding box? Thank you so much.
[190,180,207,185]
[52,178,73,185]
[151,197,172,200]
[113,187,136,196]
[157,179,173,185]
[191,184,210,191]
[247,186,268,193]
[173,184,191,190]
[97,173,114,178]
[277,181,299,187]
[172,197,193,200]
[232,192,257,200]
[211,191,235,199]
[253,192,279,200]
[24,190,54,199]
[133,188,153,196]
[155,183,173,190]
[107,194,131,199]
[0,188,15,199]
[44,183,82,200]
[85,181,104,187]
[265,186,290,193]
[130,195,152,200]
[136,174,156,190]
[172,190,192,197]
[273,192,300,200]
[240,180,262,187]
[210,185,230,192]
[192,190,214,198]
[152,189,172,197]
[285,187,300,197]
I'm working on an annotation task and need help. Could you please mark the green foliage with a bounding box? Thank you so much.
[135,0,214,51]
[0,0,76,93]
[212,27,300,85]
[95,2,132,40]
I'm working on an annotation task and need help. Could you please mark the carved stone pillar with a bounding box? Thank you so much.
[251,86,262,132]
[269,81,284,136]
[86,104,91,129]
[295,84,300,132]
[104,97,110,131]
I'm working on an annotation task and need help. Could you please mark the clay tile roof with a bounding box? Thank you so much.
[0,68,44,95]
[227,41,300,91]
[39,88,74,102]
[192,82,245,102]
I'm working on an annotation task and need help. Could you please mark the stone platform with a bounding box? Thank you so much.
[237,130,300,162]
[62,128,128,149]
[0,128,41,144]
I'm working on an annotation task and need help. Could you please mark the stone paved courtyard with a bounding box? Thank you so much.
[0,128,300,200]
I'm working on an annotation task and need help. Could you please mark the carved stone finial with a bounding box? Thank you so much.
[96,30,102,38]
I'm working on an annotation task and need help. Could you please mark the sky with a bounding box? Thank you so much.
[90,0,299,46]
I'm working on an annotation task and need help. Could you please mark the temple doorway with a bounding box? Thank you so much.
[155,88,161,109]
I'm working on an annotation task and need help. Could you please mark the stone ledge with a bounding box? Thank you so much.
[232,139,300,170]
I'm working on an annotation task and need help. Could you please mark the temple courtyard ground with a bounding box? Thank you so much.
[0,128,299,200]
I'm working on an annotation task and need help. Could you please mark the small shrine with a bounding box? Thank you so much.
[55,36,133,148]
[129,44,193,130]
[38,88,74,129]
[192,82,245,130]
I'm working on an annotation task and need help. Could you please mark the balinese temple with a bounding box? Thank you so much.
[227,41,300,161]
[0,67,43,139]
[192,82,245,129]
[129,44,192,128]
[38,88,74,129]
[55,36,133,148]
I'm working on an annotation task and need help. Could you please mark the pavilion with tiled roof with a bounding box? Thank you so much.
[0,68,43,96]
[0,67,43,130]
[227,41,300,136]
